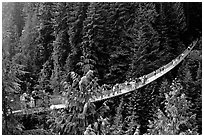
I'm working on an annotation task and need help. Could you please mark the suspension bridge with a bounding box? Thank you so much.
[12,39,198,115]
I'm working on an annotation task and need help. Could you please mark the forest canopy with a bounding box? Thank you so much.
[2,2,202,135]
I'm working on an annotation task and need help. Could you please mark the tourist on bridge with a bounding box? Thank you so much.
[135,78,141,84]
[32,90,40,107]
[178,53,184,60]
[20,92,30,110]
[172,60,176,65]
[112,83,120,95]
[154,70,157,75]
[29,96,35,108]
[136,77,142,86]
[143,75,147,84]
[20,93,26,110]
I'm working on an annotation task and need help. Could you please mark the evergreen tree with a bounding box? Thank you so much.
[36,2,55,66]
[50,3,74,93]
[105,2,138,83]
[2,2,22,60]
[20,3,40,73]
[80,2,98,74]
[18,2,42,92]
[129,2,159,78]
[2,27,23,135]
[66,2,89,74]
[177,42,202,134]
[155,2,186,65]
[50,33,64,93]
[121,80,159,134]
[2,3,26,133]
[38,59,53,94]
[110,98,125,135]
[148,79,198,135]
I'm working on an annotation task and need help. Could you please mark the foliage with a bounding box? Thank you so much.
[2,2,27,134]
[2,2,202,135]
[47,70,101,134]
[109,98,125,135]
[2,114,25,135]
[105,3,137,83]
[129,2,160,78]
[38,59,53,94]
[155,2,186,63]
[122,83,158,134]
[66,3,89,74]
[177,41,202,134]
[147,79,198,135]
[46,109,83,134]
[20,3,41,73]
[2,36,24,135]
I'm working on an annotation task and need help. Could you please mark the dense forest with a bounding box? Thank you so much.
[2,2,202,135]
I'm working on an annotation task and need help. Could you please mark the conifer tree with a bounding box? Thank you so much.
[129,2,159,78]
[2,2,22,60]
[80,2,98,74]
[105,2,138,83]
[155,2,186,64]
[110,98,125,135]
[2,55,25,134]
[50,3,74,93]
[148,79,198,135]
[2,3,26,134]
[36,2,55,66]
[50,33,64,93]
[20,3,40,73]
[66,2,89,74]
[178,47,202,134]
